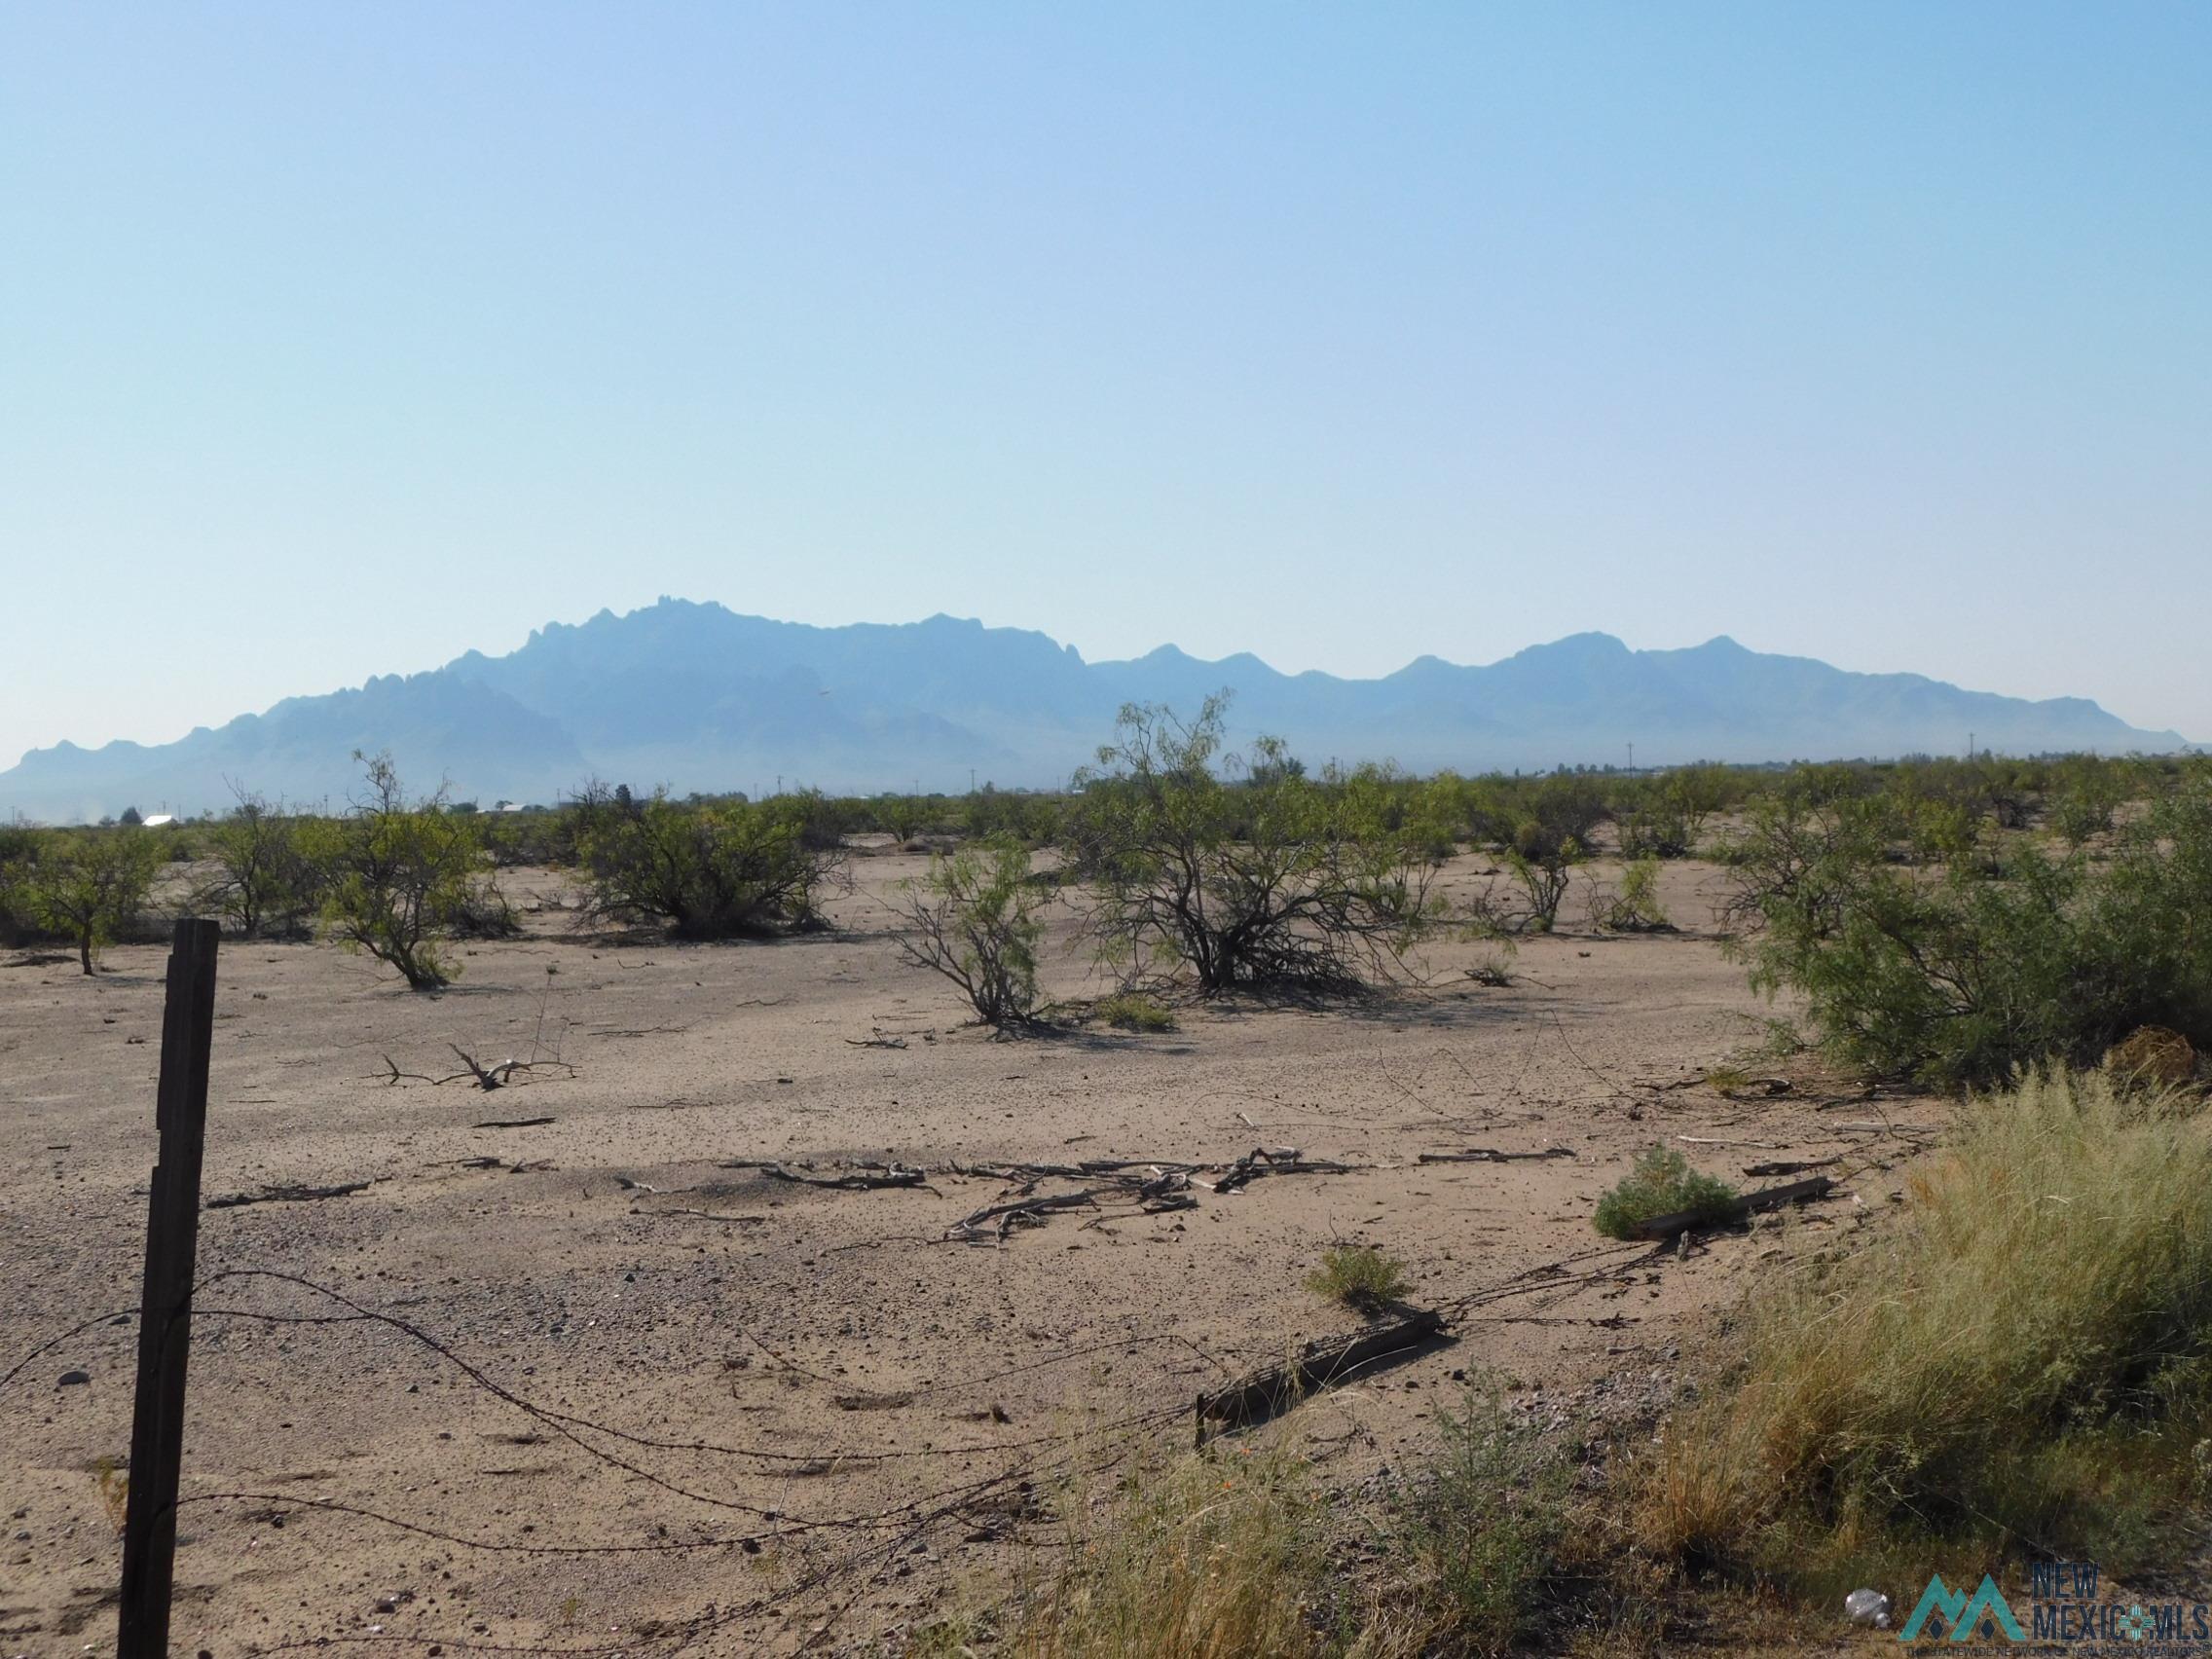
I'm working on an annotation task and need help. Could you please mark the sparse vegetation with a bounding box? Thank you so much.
[199,786,322,939]
[1722,771,2212,1086]
[571,784,843,940]
[1636,1068,2212,1597]
[1069,695,1441,995]
[1400,1381,1571,1656]
[25,825,164,974]
[1592,1146,1738,1239]
[0,823,52,946]
[311,753,488,990]
[895,835,1049,1028]
[1008,1447,1334,1659]
[1616,765,1734,860]
[1463,945,1515,986]
[1305,1243,1411,1314]
[1588,856,1671,932]
[93,1455,129,1536]
[1094,990,1177,1032]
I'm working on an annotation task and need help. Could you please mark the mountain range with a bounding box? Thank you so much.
[2,600,2192,822]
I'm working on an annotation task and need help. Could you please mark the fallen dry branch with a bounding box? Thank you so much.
[1828,1120,1943,1136]
[946,1190,1101,1242]
[844,1030,909,1050]
[471,1116,555,1129]
[370,1049,580,1090]
[1416,1146,1575,1164]
[1196,1308,1447,1440]
[207,1180,372,1210]
[1741,1155,1844,1178]
[1202,1146,1358,1193]
[1626,1174,1835,1240]
[749,1161,929,1192]
[632,1206,770,1226]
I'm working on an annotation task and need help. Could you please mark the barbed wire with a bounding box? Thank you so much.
[1,1204,1751,1651]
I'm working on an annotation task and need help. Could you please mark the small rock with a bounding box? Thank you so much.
[1845,1588,1892,1629]
[56,1370,91,1387]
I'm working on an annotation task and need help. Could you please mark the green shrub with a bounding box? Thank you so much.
[1069,695,1439,995]
[894,835,1048,1027]
[0,824,50,946]
[1095,991,1177,1032]
[1638,1069,2212,1596]
[310,754,488,990]
[1305,1243,1411,1314]
[1476,838,1581,935]
[1589,856,1671,932]
[1723,778,2212,1086]
[571,786,842,940]
[1401,1380,1570,1656]
[198,789,323,939]
[23,826,164,974]
[1592,1147,1738,1239]
[1617,764,1735,859]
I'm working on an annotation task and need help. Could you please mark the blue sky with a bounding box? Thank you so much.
[3,1,2207,767]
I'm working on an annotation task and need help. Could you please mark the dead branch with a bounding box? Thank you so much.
[844,1030,909,1050]
[472,1116,555,1129]
[1196,1308,1447,1440]
[630,1206,770,1225]
[207,1180,371,1209]
[369,1048,579,1090]
[946,1190,1102,1242]
[1827,1120,1942,1135]
[1741,1155,1844,1178]
[752,1161,929,1192]
[1416,1146,1575,1164]
[1202,1147,1358,1193]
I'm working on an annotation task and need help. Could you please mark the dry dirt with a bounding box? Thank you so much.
[0,849,1937,1655]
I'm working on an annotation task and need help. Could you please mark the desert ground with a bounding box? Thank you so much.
[1,847,1936,1655]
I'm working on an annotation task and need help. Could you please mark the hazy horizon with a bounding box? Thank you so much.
[6,3,2207,766]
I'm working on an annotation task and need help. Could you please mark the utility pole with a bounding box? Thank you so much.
[1627,742,1635,773]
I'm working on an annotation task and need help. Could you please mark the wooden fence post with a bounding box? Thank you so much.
[117,917,220,1658]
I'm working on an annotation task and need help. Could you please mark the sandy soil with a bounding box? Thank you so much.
[0,850,1936,1655]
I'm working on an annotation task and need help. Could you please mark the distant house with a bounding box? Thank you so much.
[141,813,177,828]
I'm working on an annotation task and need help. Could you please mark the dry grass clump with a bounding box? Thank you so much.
[1395,1382,1573,1657]
[1007,1448,1336,1659]
[1305,1244,1411,1314]
[1095,991,1178,1033]
[1635,1068,2212,1598]
[2106,1024,2198,1089]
